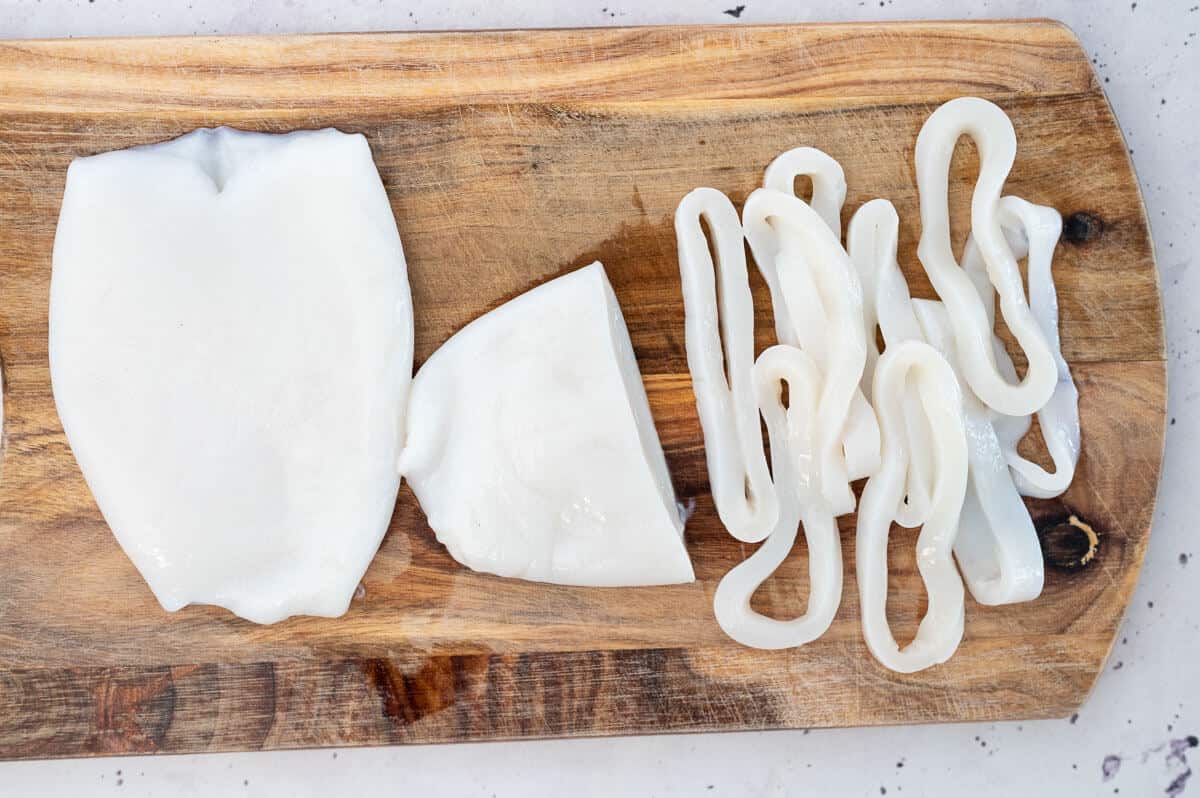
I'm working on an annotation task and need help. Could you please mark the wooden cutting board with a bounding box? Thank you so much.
[0,20,1165,759]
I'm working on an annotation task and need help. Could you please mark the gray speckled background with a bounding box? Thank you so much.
[1,1,1196,795]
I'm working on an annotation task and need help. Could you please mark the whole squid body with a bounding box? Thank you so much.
[50,128,414,624]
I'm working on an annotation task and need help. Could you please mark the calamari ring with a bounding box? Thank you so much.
[857,340,968,673]
[713,345,842,648]
[997,197,1079,498]
[846,199,931,528]
[913,299,1044,606]
[743,187,873,515]
[915,96,1057,416]
[961,197,1079,498]
[763,146,847,237]
[675,187,778,543]
[758,150,880,487]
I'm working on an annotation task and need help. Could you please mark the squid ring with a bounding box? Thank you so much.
[743,187,874,515]
[675,187,779,543]
[912,299,1044,606]
[856,340,968,673]
[713,345,843,648]
[915,96,1057,417]
[847,199,934,528]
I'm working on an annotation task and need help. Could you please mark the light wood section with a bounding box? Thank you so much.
[0,20,1164,757]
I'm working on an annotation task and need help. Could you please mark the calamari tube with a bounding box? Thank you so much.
[50,128,412,624]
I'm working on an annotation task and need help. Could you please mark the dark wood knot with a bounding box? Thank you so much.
[1062,212,1105,244]
[1038,512,1101,572]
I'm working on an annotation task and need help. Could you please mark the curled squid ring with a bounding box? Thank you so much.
[743,187,875,516]
[759,148,879,488]
[675,187,779,543]
[846,199,934,530]
[915,97,1058,417]
[912,299,1045,606]
[850,196,1048,607]
[763,146,847,237]
[961,196,1079,498]
[856,340,968,673]
[713,345,843,648]
[996,197,1079,498]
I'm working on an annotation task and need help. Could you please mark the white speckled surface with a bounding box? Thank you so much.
[1,1,1195,795]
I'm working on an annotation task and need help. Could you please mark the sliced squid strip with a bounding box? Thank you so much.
[915,96,1057,417]
[962,198,1079,498]
[713,345,843,649]
[773,241,881,486]
[760,149,879,489]
[996,197,1079,499]
[913,299,1044,605]
[857,340,968,674]
[963,232,1033,452]
[842,393,882,481]
[847,199,932,528]
[675,188,778,543]
[774,242,830,360]
[762,146,848,236]
[743,187,873,515]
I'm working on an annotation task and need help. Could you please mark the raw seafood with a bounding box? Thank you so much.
[915,97,1058,417]
[856,340,968,673]
[743,186,876,515]
[850,197,1047,607]
[50,127,412,624]
[913,299,1045,606]
[398,263,694,587]
[681,180,849,647]
[749,148,880,496]
[992,198,1079,498]
[675,188,778,543]
[957,194,1079,499]
[847,198,932,528]
[712,345,843,648]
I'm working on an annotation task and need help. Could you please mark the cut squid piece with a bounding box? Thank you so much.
[743,187,877,515]
[962,232,1034,453]
[763,146,847,238]
[50,127,413,624]
[996,198,1079,498]
[846,199,932,529]
[915,96,1058,417]
[713,345,843,649]
[962,197,1080,499]
[857,340,968,673]
[756,148,847,347]
[912,299,1044,606]
[676,188,778,543]
[758,149,878,486]
[398,262,694,587]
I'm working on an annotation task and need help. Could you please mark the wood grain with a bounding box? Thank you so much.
[0,20,1165,758]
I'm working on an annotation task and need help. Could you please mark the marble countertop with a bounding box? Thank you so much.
[2,0,1195,795]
